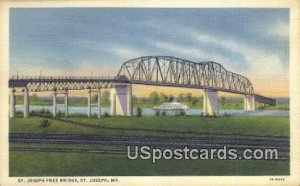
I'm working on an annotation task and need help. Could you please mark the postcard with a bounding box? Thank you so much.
[0,0,299,185]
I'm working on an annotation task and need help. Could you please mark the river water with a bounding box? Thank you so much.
[15,105,289,116]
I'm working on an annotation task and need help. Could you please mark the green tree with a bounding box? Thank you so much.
[221,96,226,105]
[191,96,198,106]
[132,95,137,103]
[101,90,110,106]
[178,93,185,102]
[92,94,98,103]
[31,94,38,102]
[186,93,192,102]
[168,95,174,102]
[149,91,159,104]
[138,97,147,104]
[15,95,22,104]
[136,107,143,117]
[159,93,168,103]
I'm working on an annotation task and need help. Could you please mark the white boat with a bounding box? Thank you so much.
[153,101,190,111]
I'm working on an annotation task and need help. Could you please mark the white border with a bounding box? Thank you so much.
[0,1,299,185]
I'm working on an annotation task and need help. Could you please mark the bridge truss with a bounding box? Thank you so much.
[118,56,254,95]
[9,56,276,105]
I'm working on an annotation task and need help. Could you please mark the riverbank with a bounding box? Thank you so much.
[14,105,289,117]
[10,116,289,138]
[13,96,289,110]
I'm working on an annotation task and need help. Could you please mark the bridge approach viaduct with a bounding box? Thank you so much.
[9,56,276,118]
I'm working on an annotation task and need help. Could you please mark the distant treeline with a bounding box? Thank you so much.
[13,91,289,110]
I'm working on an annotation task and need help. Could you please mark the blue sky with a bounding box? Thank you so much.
[10,8,289,78]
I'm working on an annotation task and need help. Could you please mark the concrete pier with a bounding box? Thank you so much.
[97,90,101,118]
[53,90,57,117]
[110,88,116,116]
[10,89,16,118]
[110,85,133,116]
[87,89,91,117]
[244,95,255,111]
[127,85,133,116]
[24,88,29,118]
[203,89,218,116]
[64,90,68,117]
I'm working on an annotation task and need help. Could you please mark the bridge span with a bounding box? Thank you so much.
[9,56,276,118]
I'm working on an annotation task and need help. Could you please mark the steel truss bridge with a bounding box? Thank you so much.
[9,56,276,105]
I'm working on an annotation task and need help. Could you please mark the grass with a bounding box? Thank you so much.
[9,116,290,138]
[9,116,290,176]
[10,143,126,150]
[9,152,289,176]
[10,142,289,159]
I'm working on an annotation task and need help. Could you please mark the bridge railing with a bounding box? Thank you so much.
[9,76,118,80]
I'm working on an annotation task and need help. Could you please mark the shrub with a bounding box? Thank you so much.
[257,106,265,110]
[39,120,51,127]
[224,112,231,117]
[191,97,198,106]
[161,111,166,116]
[212,112,217,117]
[136,107,143,117]
[57,111,64,117]
[30,109,52,117]
[15,111,24,117]
[104,112,110,117]
[155,110,160,116]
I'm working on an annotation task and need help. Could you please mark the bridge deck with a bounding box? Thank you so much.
[9,76,276,106]
[9,76,127,88]
[254,94,276,106]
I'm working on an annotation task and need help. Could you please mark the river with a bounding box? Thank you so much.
[15,105,289,116]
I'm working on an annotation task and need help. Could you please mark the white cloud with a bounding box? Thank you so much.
[150,35,285,76]
[143,20,287,76]
[268,21,289,40]
[113,47,143,60]
[189,31,286,76]
[152,41,232,67]
[247,19,289,40]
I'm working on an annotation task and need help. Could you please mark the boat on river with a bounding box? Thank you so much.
[153,101,190,111]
